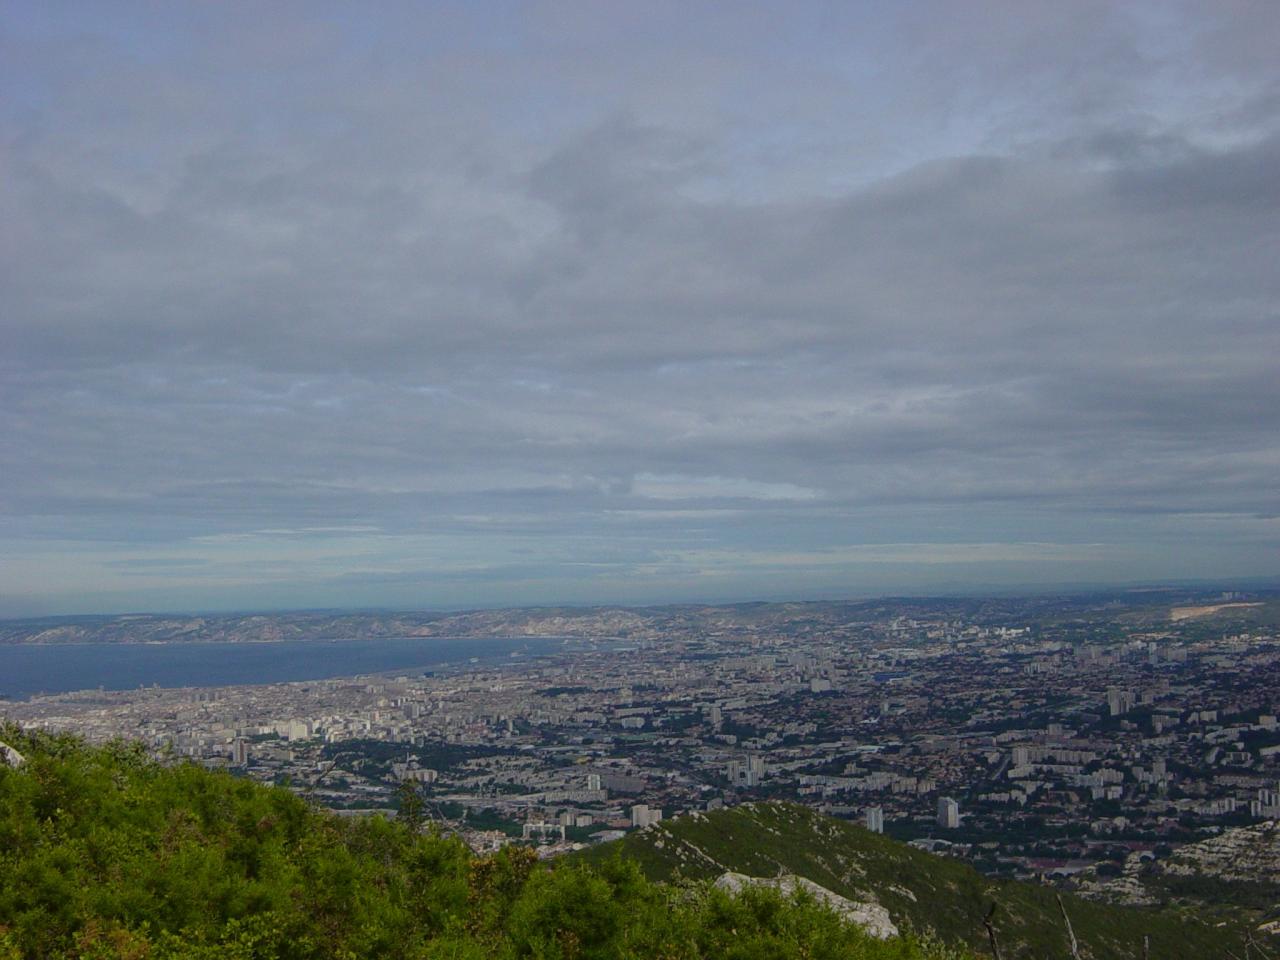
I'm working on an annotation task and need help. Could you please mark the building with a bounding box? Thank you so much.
[630,804,662,829]
[726,756,767,788]
[277,719,311,741]
[522,821,566,843]
[1253,782,1280,818]
[230,738,249,766]
[394,766,437,784]
[1107,688,1134,717]
[599,771,645,794]
[865,806,884,834]
[937,796,960,829]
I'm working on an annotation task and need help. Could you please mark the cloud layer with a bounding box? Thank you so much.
[2,1,1278,614]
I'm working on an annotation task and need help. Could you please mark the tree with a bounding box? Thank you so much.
[396,779,425,831]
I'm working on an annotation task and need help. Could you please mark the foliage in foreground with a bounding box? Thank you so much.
[0,726,970,960]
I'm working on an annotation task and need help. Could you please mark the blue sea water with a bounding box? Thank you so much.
[0,636,563,699]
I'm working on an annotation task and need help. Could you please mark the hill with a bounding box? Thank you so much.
[7,591,1278,646]
[573,802,1269,960]
[1075,820,1280,924]
[0,725,967,960]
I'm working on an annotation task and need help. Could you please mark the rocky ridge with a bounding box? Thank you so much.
[714,872,899,939]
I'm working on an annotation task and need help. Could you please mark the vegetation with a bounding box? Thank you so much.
[319,738,509,777]
[0,726,969,960]
[573,801,1261,960]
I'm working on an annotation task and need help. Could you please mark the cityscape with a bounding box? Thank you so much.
[6,591,1277,897]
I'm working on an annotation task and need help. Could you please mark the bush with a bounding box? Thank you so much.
[0,725,970,960]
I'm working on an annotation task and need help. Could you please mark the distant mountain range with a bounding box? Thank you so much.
[4,591,1278,644]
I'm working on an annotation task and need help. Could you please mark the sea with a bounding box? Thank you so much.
[0,636,565,700]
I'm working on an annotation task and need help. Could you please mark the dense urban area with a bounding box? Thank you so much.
[4,591,1279,896]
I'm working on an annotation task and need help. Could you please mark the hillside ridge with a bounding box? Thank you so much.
[577,800,1272,960]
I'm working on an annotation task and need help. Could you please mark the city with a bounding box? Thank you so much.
[6,593,1277,894]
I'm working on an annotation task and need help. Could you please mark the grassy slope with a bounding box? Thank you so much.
[575,802,1256,960]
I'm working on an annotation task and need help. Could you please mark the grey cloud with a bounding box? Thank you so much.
[1,1,1277,613]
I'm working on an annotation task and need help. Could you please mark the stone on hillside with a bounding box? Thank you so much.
[0,740,25,769]
[714,871,898,939]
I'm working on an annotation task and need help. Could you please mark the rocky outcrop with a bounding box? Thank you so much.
[0,740,25,769]
[1160,820,1279,884]
[1076,820,1280,907]
[714,871,899,940]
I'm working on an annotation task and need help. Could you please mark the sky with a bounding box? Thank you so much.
[2,1,1278,617]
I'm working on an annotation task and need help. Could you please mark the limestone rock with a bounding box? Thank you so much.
[0,740,25,769]
[714,871,898,939]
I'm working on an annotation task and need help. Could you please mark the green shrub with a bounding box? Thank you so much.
[0,725,970,960]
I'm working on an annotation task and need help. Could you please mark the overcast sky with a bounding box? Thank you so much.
[2,1,1277,616]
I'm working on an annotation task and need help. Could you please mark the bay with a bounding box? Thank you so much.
[0,636,563,699]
